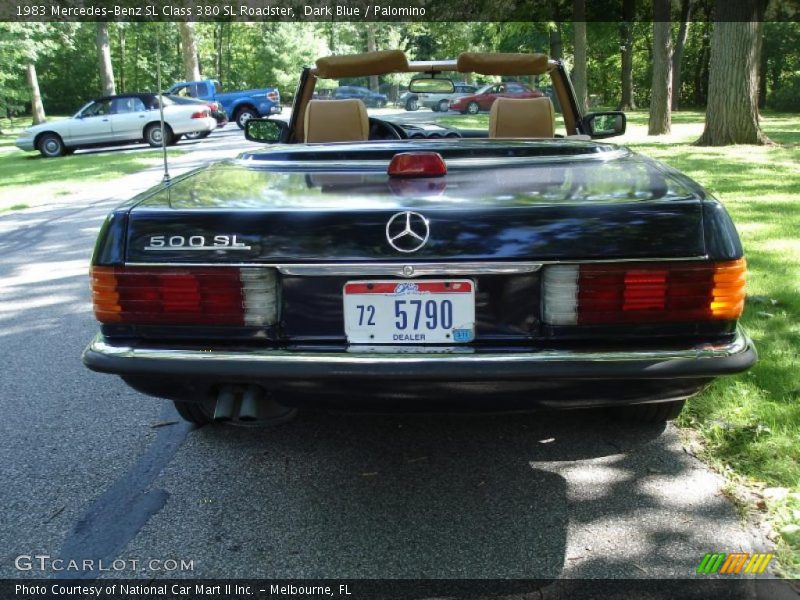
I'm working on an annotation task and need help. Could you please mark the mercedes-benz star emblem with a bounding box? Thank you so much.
[386,211,430,253]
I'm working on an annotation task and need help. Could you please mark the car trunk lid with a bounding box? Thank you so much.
[125,141,706,263]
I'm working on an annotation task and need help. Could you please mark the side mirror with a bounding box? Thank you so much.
[245,118,289,144]
[408,77,455,94]
[583,111,626,139]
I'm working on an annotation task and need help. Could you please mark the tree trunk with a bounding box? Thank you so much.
[26,63,46,125]
[96,22,116,96]
[697,0,769,145]
[693,19,711,106]
[758,30,769,109]
[215,23,224,83]
[367,24,379,91]
[118,25,126,93]
[572,0,588,114]
[179,22,201,82]
[649,0,672,135]
[752,1,768,113]
[671,0,693,110]
[618,0,636,110]
[549,23,563,61]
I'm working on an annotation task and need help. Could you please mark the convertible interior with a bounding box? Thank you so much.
[285,49,582,145]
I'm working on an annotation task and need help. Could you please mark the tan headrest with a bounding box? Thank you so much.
[303,99,370,143]
[315,50,409,78]
[457,53,550,76]
[489,97,555,139]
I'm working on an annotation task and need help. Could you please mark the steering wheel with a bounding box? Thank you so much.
[368,118,404,140]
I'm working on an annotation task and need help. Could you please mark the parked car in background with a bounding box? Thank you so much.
[332,85,387,108]
[166,79,281,129]
[166,94,228,140]
[450,82,543,114]
[415,82,478,112]
[14,93,217,157]
[399,89,419,111]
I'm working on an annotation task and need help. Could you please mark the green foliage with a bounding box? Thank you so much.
[0,22,67,117]
[2,21,799,124]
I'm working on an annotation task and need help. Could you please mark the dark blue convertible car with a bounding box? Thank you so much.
[83,51,756,427]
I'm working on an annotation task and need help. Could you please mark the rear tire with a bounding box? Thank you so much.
[184,130,211,140]
[235,107,257,129]
[37,133,65,158]
[173,400,213,426]
[438,99,450,112]
[613,400,686,424]
[145,123,173,147]
[405,98,419,111]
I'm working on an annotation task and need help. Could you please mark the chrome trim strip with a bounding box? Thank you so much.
[278,262,541,277]
[236,149,631,171]
[87,328,752,365]
[122,256,709,277]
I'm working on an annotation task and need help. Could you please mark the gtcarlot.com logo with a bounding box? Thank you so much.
[14,554,195,573]
[696,552,773,575]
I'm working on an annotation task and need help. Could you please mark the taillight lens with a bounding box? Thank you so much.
[91,267,278,326]
[542,259,746,325]
[190,110,209,119]
[388,152,447,178]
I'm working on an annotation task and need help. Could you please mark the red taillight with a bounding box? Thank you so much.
[542,259,746,325]
[388,152,447,178]
[91,267,278,326]
[190,110,208,119]
[208,102,219,111]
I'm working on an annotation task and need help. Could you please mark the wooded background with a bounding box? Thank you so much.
[1,2,798,145]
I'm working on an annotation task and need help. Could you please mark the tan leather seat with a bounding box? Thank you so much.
[489,97,555,139]
[304,99,369,143]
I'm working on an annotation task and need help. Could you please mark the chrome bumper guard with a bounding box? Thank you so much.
[83,327,756,381]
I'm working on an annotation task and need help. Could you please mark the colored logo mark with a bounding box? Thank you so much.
[696,552,773,575]
[452,328,474,342]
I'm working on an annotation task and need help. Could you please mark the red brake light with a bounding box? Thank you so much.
[190,110,208,119]
[91,267,278,326]
[388,152,447,178]
[542,259,746,325]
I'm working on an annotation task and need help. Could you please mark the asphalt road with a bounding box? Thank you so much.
[0,118,784,596]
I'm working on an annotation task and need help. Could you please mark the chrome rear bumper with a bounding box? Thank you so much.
[83,328,756,382]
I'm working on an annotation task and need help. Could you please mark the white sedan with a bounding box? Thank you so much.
[15,93,218,157]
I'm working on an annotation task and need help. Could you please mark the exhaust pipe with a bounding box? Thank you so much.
[213,385,237,421]
[238,385,264,422]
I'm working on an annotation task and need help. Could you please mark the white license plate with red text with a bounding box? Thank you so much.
[343,280,476,344]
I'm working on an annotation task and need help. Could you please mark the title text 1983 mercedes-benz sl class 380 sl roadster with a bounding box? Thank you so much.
[82,50,756,427]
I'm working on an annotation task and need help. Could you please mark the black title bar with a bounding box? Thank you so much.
[3,0,800,22]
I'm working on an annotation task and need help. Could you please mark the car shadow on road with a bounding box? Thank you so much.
[157,407,745,580]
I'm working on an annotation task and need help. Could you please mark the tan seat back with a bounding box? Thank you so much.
[489,97,555,139]
[303,99,369,143]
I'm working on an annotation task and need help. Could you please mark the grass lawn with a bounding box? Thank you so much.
[0,116,167,212]
[625,111,800,577]
[442,108,800,576]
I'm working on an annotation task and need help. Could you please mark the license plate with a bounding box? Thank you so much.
[343,280,476,344]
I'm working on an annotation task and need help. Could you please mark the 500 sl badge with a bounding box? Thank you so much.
[144,235,252,251]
